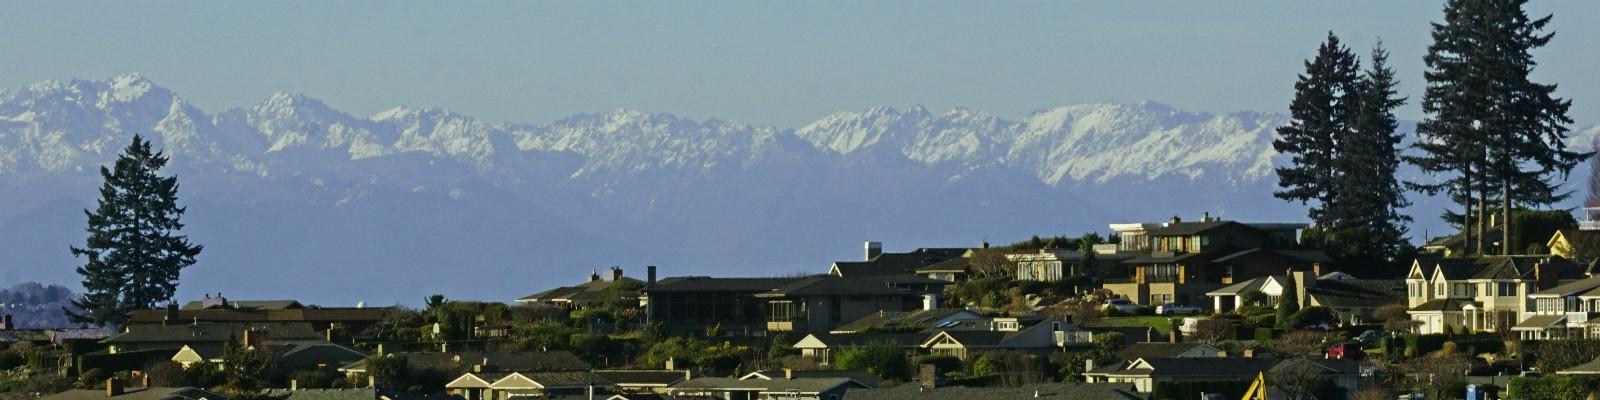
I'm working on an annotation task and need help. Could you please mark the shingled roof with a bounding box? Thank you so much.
[830,248,969,277]
[845,382,1143,400]
[645,277,810,293]
[43,387,227,400]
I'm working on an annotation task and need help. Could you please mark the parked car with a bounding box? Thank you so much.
[1353,330,1401,345]
[1326,342,1364,359]
[1157,303,1203,315]
[1101,298,1143,314]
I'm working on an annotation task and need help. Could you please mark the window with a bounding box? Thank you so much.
[768,301,796,322]
[1497,282,1517,297]
[1436,283,1447,298]
[1409,282,1422,298]
[1451,283,1474,297]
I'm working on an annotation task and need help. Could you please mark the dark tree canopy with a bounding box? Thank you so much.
[66,134,203,327]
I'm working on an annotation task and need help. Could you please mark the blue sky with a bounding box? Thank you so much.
[2,1,1597,127]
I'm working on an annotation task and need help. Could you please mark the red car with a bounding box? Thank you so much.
[1326,342,1363,359]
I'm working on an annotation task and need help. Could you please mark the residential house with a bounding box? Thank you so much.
[827,242,970,278]
[516,267,644,309]
[667,375,866,400]
[757,275,948,333]
[1082,356,1279,393]
[129,299,397,335]
[43,384,227,400]
[792,332,926,366]
[1513,275,1600,339]
[1265,358,1363,397]
[592,370,690,394]
[914,256,973,283]
[1406,256,1587,334]
[919,318,1093,359]
[644,274,810,336]
[446,371,604,400]
[1009,249,1088,282]
[98,322,322,370]
[1207,270,1404,325]
[1548,228,1600,263]
[1102,214,1324,307]
[844,382,1143,400]
[260,388,426,400]
[1112,343,1224,361]
[827,308,983,334]
[340,351,590,383]
[740,370,881,389]
[273,342,371,375]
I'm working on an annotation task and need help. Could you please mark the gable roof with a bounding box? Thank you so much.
[793,332,926,348]
[669,377,858,394]
[1118,357,1279,379]
[844,382,1143,400]
[1557,355,1600,375]
[741,370,882,388]
[831,308,981,333]
[1114,343,1222,361]
[644,277,809,293]
[1269,358,1360,375]
[104,322,322,345]
[341,351,590,374]
[914,257,972,273]
[183,300,304,311]
[830,248,969,278]
[1144,220,1256,237]
[1409,298,1481,312]
[518,278,644,303]
[592,370,687,387]
[43,388,227,400]
[1307,279,1405,308]
[1533,275,1600,298]
[1207,276,1281,296]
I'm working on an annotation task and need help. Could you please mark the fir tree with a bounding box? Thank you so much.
[1273,32,1362,228]
[65,135,202,327]
[1328,43,1411,262]
[1412,0,1589,255]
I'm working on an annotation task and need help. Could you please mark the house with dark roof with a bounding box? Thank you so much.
[1208,270,1403,325]
[1557,355,1600,375]
[1113,342,1223,361]
[827,242,970,278]
[1103,214,1324,307]
[843,382,1143,400]
[740,370,881,389]
[516,267,644,309]
[1548,228,1600,263]
[341,351,590,383]
[667,375,866,400]
[643,275,812,336]
[592,370,690,394]
[791,332,927,366]
[1081,356,1279,393]
[446,370,607,400]
[828,308,982,334]
[43,385,228,400]
[129,301,398,336]
[1406,256,1587,334]
[756,275,947,332]
[918,318,1092,359]
[182,294,304,311]
[1513,275,1600,339]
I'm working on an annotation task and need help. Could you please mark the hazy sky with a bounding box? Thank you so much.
[3,1,1598,127]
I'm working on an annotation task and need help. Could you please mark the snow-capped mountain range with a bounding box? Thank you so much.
[0,74,1581,305]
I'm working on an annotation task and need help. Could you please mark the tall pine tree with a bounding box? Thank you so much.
[1274,32,1361,228]
[1412,0,1588,255]
[1329,43,1411,262]
[66,135,203,327]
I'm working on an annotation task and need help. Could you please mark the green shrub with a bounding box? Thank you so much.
[1254,327,1274,342]
[1508,376,1600,400]
[0,351,24,370]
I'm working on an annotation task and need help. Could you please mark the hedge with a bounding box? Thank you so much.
[1507,376,1600,400]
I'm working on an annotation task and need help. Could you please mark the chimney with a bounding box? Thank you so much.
[981,240,990,249]
[588,269,600,283]
[783,368,793,380]
[1169,215,1182,225]
[1291,271,1313,307]
[1217,351,1228,358]
[1084,359,1095,373]
[242,329,253,347]
[683,369,693,381]
[865,241,883,261]
[290,379,298,391]
[665,357,675,371]
[367,375,375,389]
[1535,264,1544,288]
[1202,211,1211,222]
[0,314,10,330]
[1243,349,1255,358]
[1168,320,1180,343]
[164,303,179,325]
[918,364,939,390]
[139,373,150,388]
[604,266,623,282]
[106,379,124,397]
[922,294,939,311]
[1312,263,1322,277]
[325,328,334,342]
[647,266,657,286]
[376,343,385,355]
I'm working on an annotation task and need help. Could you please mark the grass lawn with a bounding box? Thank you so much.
[1091,316,1184,334]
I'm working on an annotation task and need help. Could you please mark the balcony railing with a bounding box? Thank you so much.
[1581,220,1600,231]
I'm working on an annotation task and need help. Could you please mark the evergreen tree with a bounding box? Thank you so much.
[65,135,202,326]
[1274,32,1362,227]
[1276,278,1300,329]
[1411,0,1589,255]
[1328,43,1411,262]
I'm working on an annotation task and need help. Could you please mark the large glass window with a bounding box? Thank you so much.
[1497,282,1517,297]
